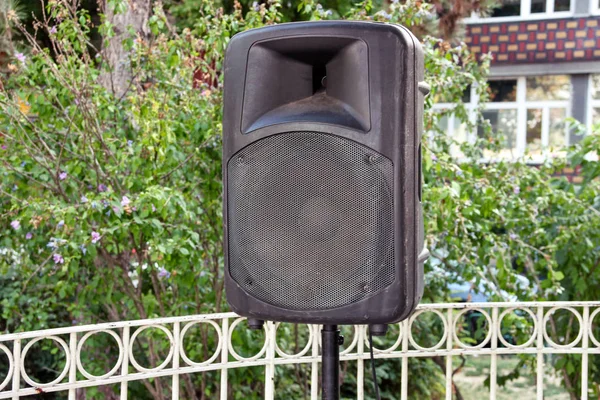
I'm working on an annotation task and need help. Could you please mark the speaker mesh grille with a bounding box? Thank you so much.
[227,131,395,311]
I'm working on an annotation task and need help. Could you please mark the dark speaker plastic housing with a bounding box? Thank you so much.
[222,21,429,325]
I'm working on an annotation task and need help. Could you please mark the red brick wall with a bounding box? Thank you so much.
[465,17,600,64]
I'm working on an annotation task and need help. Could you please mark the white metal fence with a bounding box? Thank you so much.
[1,301,599,399]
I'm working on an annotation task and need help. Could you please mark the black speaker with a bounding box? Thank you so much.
[222,21,429,325]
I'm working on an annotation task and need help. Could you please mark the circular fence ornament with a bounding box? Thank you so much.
[128,325,175,373]
[179,320,223,367]
[588,307,600,348]
[453,308,493,349]
[497,307,538,349]
[543,307,583,349]
[408,309,448,351]
[0,344,14,391]
[76,330,124,380]
[363,323,403,354]
[21,336,70,387]
[228,318,269,362]
[340,326,360,355]
[317,325,359,355]
[274,322,313,359]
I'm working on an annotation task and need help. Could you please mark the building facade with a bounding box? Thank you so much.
[435,0,600,163]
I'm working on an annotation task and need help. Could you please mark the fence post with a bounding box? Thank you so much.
[120,326,130,400]
[445,308,453,400]
[264,322,276,400]
[221,318,229,400]
[536,306,544,400]
[311,325,320,400]
[172,322,180,400]
[400,319,409,400]
[11,339,21,400]
[68,332,77,400]
[357,326,364,400]
[490,307,499,400]
[581,306,589,400]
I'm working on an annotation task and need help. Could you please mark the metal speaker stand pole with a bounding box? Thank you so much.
[322,324,343,400]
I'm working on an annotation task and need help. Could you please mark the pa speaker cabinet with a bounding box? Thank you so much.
[223,21,429,325]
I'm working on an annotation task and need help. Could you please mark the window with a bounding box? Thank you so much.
[590,74,600,129]
[491,0,521,17]
[432,75,571,161]
[470,0,572,21]
[591,0,600,14]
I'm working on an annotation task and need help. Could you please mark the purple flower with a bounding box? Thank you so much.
[431,154,438,161]
[456,170,464,177]
[49,25,57,34]
[47,240,57,249]
[91,231,101,244]
[121,196,130,207]
[151,204,156,212]
[25,232,32,240]
[509,233,517,240]
[15,53,25,64]
[252,1,260,11]
[1,145,6,150]
[72,319,78,325]
[57,220,65,228]
[10,220,20,230]
[80,245,87,255]
[80,195,88,203]
[98,184,107,192]
[112,206,120,213]
[53,254,64,264]
[59,171,67,180]
[127,140,133,147]
[20,161,26,167]
[513,186,520,195]
[158,267,171,279]
[377,10,392,19]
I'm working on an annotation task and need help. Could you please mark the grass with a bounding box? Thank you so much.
[452,355,571,400]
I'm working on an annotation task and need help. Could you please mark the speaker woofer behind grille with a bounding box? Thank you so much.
[227,131,395,311]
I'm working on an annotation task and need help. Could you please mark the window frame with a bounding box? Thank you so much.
[591,0,600,15]
[465,0,573,23]
[432,76,571,162]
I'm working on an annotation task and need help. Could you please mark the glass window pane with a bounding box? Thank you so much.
[453,118,468,143]
[591,75,600,100]
[555,0,571,11]
[526,75,570,101]
[526,109,543,155]
[437,114,450,132]
[531,0,546,13]
[488,80,517,102]
[451,118,468,157]
[491,0,521,17]
[549,108,567,148]
[462,86,472,103]
[480,109,518,158]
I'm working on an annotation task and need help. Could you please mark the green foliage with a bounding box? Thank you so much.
[1,0,600,398]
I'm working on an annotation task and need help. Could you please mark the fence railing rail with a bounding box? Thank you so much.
[1,301,599,400]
